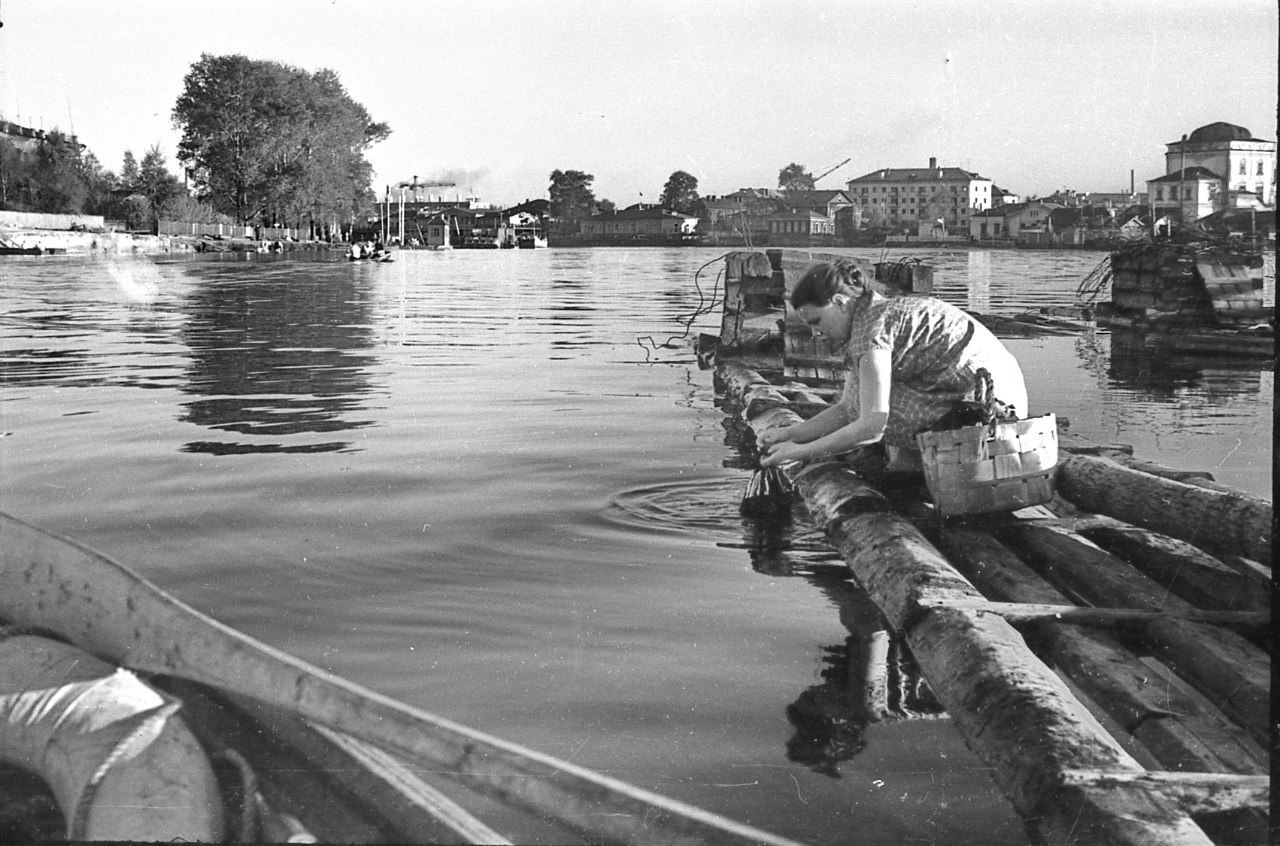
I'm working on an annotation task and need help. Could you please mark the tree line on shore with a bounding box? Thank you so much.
[1,54,388,237]
[3,47,824,237]
[547,163,817,235]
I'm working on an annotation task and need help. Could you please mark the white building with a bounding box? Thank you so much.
[846,158,995,229]
[1161,122,1275,211]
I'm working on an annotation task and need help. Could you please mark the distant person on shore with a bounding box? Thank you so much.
[758,259,1027,475]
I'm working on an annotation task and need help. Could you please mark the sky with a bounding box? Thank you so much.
[1,0,1276,207]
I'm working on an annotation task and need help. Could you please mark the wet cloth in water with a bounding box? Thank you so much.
[842,295,1028,450]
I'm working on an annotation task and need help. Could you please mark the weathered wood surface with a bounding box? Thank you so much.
[718,361,1216,846]
[1055,452,1272,562]
[997,522,1270,746]
[937,530,1266,777]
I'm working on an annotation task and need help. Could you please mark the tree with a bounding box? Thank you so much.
[136,144,185,218]
[119,150,139,193]
[659,170,699,213]
[548,169,596,233]
[778,162,815,193]
[172,54,389,226]
[27,131,88,214]
[596,198,616,215]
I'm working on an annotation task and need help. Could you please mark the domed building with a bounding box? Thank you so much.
[1151,122,1275,221]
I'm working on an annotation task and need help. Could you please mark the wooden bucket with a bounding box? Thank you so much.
[916,414,1058,517]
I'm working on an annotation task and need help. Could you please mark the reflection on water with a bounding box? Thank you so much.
[177,266,379,455]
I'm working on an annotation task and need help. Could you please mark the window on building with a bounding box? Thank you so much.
[1259,161,1266,176]
[1155,187,1163,201]
[1239,160,1247,175]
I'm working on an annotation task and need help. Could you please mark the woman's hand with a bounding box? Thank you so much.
[760,440,809,468]
[756,423,796,451]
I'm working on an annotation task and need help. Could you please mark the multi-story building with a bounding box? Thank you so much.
[1154,122,1275,219]
[845,158,995,230]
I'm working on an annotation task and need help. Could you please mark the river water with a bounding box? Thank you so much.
[0,246,1272,844]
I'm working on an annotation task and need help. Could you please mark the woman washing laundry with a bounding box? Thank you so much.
[758,259,1028,474]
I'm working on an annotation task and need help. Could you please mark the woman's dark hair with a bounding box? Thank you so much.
[790,260,868,309]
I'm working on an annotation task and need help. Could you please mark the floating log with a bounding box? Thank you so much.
[921,598,1268,635]
[938,529,1266,778]
[719,361,1213,846]
[997,523,1270,745]
[1078,525,1270,613]
[1055,453,1272,562]
[1059,770,1269,815]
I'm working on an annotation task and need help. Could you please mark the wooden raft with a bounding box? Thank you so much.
[715,362,1270,846]
[708,249,1268,845]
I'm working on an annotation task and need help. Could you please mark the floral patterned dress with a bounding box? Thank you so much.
[842,294,1028,450]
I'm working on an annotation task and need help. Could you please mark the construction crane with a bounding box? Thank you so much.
[397,175,457,190]
[813,157,851,183]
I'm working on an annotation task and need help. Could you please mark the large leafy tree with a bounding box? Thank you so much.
[778,162,815,193]
[548,169,596,232]
[172,54,389,226]
[659,170,699,213]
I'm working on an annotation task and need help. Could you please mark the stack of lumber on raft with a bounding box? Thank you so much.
[715,361,1270,846]
[0,511,806,846]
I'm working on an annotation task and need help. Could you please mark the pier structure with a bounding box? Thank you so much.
[709,249,1271,845]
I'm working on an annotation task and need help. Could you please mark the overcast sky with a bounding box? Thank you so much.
[2,0,1275,206]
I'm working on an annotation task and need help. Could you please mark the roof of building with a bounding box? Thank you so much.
[769,209,831,221]
[1184,122,1266,144]
[781,190,851,206]
[848,166,989,184]
[1148,166,1223,183]
[591,206,697,221]
[725,187,784,200]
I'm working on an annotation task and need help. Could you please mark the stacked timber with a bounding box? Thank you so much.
[715,363,1270,846]
[1096,243,1273,359]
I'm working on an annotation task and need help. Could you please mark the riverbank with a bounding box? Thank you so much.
[0,227,337,256]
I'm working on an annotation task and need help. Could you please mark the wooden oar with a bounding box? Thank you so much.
[0,512,806,846]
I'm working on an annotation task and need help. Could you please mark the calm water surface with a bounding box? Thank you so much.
[0,246,1272,844]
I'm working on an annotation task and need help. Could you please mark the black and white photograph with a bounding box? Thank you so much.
[0,2,1274,843]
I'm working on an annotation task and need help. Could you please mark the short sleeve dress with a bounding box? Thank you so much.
[843,294,1028,450]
